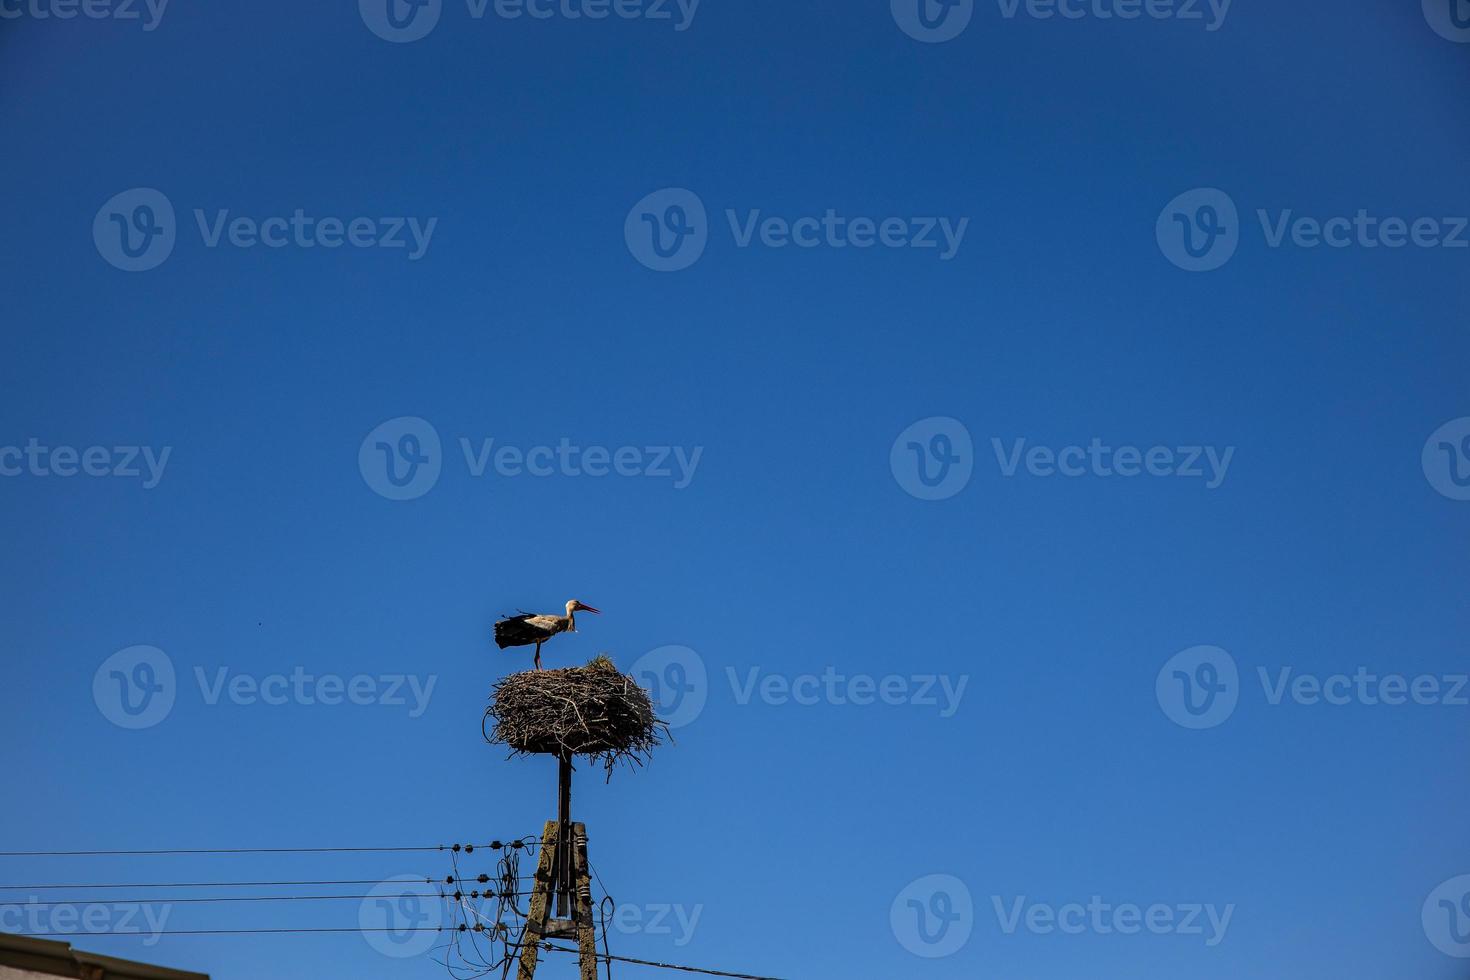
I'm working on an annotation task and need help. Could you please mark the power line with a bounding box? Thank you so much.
[11,928,449,937]
[0,892,520,905]
[9,926,528,938]
[0,879,393,891]
[0,876,530,891]
[0,842,533,857]
[539,943,789,980]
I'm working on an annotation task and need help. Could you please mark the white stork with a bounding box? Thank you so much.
[493,600,601,670]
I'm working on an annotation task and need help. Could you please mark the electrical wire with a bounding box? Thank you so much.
[0,892,518,906]
[0,876,531,891]
[539,944,787,980]
[14,928,451,936]
[598,895,615,980]
[0,841,536,857]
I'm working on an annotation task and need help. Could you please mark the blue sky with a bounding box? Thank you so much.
[2,1,1469,978]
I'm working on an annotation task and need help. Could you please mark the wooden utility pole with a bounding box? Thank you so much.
[573,823,597,976]
[515,762,598,980]
[515,822,556,980]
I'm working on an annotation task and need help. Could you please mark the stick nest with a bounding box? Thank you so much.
[485,655,665,775]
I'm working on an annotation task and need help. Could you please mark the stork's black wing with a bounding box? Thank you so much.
[493,614,556,649]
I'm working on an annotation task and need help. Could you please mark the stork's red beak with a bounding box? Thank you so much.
[578,603,601,614]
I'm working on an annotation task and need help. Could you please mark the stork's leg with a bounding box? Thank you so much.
[534,642,543,671]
